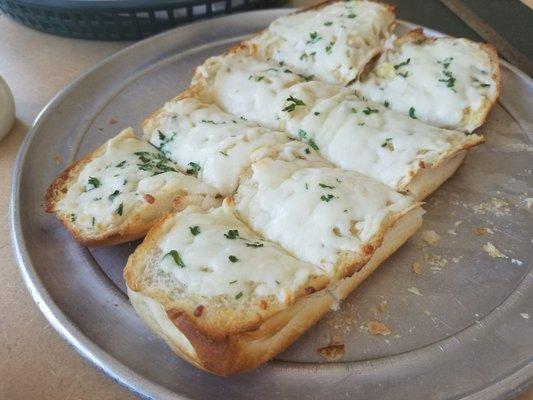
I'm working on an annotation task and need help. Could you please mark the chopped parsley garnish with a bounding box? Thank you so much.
[305,183,309,190]
[307,31,322,44]
[381,138,394,151]
[165,250,185,268]
[134,151,177,175]
[362,106,379,115]
[245,241,264,248]
[305,148,311,154]
[228,255,239,263]
[283,68,293,74]
[336,178,342,183]
[319,183,335,189]
[384,100,390,108]
[235,291,243,300]
[282,95,306,112]
[308,139,319,151]
[320,194,335,202]
[479,83,491,88]
[409,107,417,119]
[300,51,317,61]
[314,111,320,116]
[91,217,95,227]
[108,190,120,201]
[298,73,314,82]
[224,229,239,239]
[438,57,457,91]
[157,130,176,151]
[115,203,123,216]
[347,13,357,18]
[298,129,307,139]
[351,107,358,113]
[325,40,336,54]
[229,280,238,284]
[324,21,333,26]
[189,226,201,236]
[186,162,201,175]
[248,75,265,82]
[115,160,126,168]
[240,116,247,121]
[393,58,411,70]
[219,150,228,156]
[87,176,101,190]
[398,71,409,78]
[357,122,365,126]
[70,213,76,222]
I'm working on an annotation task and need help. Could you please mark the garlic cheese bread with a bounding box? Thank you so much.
[246,0,396,85]
[234,141,421,279]
[45,128,222,246]
[354,29,500,132]
[124,203,333,375]
[142,86,290,196]
[193,53,483,199]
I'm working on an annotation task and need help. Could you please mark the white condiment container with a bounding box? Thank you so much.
[0,75,15,141]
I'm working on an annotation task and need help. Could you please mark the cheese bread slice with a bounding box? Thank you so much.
[45,128,222,246]
[354,29,500,132]
[246,0,395,85]
[234,141,422,279]
[193,53,483,199]
[142,85,290,196]
[124,203,332,375]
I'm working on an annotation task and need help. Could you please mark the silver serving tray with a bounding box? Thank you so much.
[10,10,533,400]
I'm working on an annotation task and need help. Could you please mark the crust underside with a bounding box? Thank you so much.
[127,207,424,376]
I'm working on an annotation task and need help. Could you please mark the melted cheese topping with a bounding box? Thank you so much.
[248,0,395,85]
[354,37,498,132]
[148,205,323,303]
[235,151,414,273]
[57,129,219,231]
[146,97,289,195]
[197,54,477,190]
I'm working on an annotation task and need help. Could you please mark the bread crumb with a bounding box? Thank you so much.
[420,230,441,245]
[523,198,533,209]
[411,261,423,275]
[472,198,510,216]
[317,342,345,361]
[520,313,530,319]
[366,320,391,336]
[454,220,463,227]
[407,286,422,296]
[447,229,456,235]
[511,258,523,266]
[473,227,487,236]
[109,117,118,124]
[377,301,388,312]
[53,154,63,165]
[483,242,508,259]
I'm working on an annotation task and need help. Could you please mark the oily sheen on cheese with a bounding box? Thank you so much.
[54,129,220,236]
[354,33,499,132]
[131,204,326,306]
[234,142,415,277]
[143,96,290,195]
[247,0,395,85]
[194,54,483,191]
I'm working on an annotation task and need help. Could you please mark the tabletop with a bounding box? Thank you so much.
[0,1,531,399]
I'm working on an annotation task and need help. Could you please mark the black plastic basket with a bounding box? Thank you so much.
[0,0,286,40]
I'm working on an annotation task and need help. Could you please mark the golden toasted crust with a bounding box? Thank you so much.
[44,128,221,247]
[126,206,423,375]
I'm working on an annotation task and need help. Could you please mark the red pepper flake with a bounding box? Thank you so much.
[143,194,155,204]
[260,300,268,310]
[362,244,374,255]
[193,305,204,317]
[305,286,316,294]
[418,160,426,169]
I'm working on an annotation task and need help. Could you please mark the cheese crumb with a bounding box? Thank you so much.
[378,301,388,312]
[407,286,422,296]
[420,230,441,245]
[520,313,530,319]
[482,242,508,259]
[411,261,423,275]
[367,320,391,336]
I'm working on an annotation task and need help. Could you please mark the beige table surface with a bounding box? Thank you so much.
[0,8,531,400]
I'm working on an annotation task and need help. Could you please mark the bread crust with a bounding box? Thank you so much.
[44,128,221,247]
[125,206,423,375]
